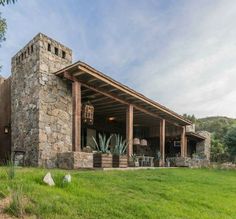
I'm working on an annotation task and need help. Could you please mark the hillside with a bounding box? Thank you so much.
[195,116,236,140]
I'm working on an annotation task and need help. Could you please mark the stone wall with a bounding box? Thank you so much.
[11,36,41,166]
[0,77,11,163]
[57,152,93,169]
[175,157,210,168]
[196,131,211,160]
[37,34,72,168]
[11,33,73,167]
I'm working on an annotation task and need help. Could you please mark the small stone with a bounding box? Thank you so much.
[43,172,55,186]
[63,174,71,183]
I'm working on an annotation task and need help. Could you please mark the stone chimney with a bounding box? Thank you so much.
[11,33,73,167]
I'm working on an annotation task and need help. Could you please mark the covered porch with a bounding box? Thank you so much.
[55,61,193,168]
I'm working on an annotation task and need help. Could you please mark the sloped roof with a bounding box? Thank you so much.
[54,61,192,126]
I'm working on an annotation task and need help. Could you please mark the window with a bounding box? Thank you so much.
[47,43,51,52]
[28,47,30,55]
[31,45,34,53]
[62,50,66,59]
[54,47,58,55]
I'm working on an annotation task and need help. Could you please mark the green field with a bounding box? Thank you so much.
[0,167,236,219]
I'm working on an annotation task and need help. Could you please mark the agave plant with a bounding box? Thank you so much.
[130,153,138,162]
[92,133,113,153]
[113,134,127,155]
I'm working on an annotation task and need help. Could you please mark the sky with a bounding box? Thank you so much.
[0,0,236,118]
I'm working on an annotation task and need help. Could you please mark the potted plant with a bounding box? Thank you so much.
[92,133,113,168]
[112,134,128,168]
[128,154,139,167]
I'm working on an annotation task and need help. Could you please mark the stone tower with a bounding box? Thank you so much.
[11,33,73,167]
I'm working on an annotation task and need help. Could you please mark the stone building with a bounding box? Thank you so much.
[0,33,210,168]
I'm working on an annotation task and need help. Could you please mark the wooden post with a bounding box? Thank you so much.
[126,104,133,158]
[185,136,188,157]
[181,126,186,157]
[160,119,165,166]
[72,81,81,152]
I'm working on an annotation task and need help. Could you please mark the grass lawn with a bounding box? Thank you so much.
[0,167,236,219]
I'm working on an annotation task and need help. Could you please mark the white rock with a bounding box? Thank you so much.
[63,174,71,183]
[43,172,55,186]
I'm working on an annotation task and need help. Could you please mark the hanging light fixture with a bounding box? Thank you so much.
[140,138,148,146]
[133,137,140,145]
[82,101,94,125]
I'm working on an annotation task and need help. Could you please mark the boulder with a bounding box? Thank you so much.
[43,172,55,186]
[63,174,71,183]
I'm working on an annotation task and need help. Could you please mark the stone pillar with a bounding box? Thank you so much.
[181,126,187,157]
[126,104,133,158]
[72,81,81,152]
[160,119,165,166]
[196,131,211,160]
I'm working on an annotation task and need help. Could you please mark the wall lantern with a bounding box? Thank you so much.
[82,101,94,125]
[140,139,148,146]
[108,117,116,121]
[133,138,140,145]
[4,125,10,134]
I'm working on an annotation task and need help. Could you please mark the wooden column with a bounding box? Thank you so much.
[72,81,81,152]
[181,126,186,157]
[160,119,165,166]
[126,104,133,158]
[185,136,188,157]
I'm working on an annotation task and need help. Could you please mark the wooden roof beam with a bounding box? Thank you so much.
[93,100,117,106]
[74,70,85,77]
[91,97,110,103]
[95,104,125,111]
[87,78,99,83]
[80,82,166,122]
[77,65,191,125]
[98,83,110,88]
[63,71,180,126]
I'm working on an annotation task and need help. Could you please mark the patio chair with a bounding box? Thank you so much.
[140,155,146,166]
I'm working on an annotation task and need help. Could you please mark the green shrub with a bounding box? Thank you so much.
[6,158,15,180]
[5,184,25,217]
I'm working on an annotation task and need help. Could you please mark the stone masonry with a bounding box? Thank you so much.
[57,152,93,169]
[196,131,211,160]
[11,33,73,167]
[0,76,11,162]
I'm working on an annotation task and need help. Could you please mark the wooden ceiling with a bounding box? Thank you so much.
[82,86,160,127]
[55,61,192,126]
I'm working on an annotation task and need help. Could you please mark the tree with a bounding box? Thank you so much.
[210,137,227,162]
[0,0,17,70]
[0,0,17,6]
[0,12,6,71]
[183,113,196,123]
[0,13,6,45]
[224,126,236,162]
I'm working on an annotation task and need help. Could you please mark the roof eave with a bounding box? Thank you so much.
[54,61,192,126]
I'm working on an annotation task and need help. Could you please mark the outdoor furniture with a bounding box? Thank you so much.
[137,155,154,167]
